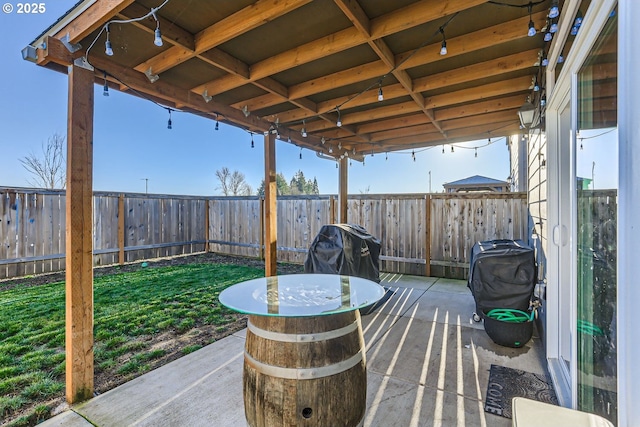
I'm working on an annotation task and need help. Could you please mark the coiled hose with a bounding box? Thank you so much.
[486,308,534,322]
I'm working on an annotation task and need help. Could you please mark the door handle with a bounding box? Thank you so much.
[552,225,568,246]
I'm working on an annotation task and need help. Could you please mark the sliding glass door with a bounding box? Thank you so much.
[575,9,617,424]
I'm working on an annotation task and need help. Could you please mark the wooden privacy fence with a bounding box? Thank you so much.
[1,188,528,280]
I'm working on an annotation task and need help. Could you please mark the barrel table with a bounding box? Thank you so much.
[219,274,385,427]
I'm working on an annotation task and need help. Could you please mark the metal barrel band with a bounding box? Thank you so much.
[244,348,364,380]
[247,317,359,343]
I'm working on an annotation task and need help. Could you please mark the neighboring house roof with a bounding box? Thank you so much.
[443,175,510,192]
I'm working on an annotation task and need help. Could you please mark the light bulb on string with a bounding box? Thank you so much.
[385,152,388,161]
[103,72,109,96]
[105,29,114,56]
[412,150,416,162]
[549,0,559,19]
[439,27,447,55]
[299,147,302,160]
[167,109,172,130]
[475,148,478,158]
[154,22,163,46]
[451,146,454,153]
[336,107,342,127]
[301,120,307,137]
[251,133,254,148]
[442,145,445,154]
[215,119,219,131]
[527,4,536,36]
[377,83,384,101]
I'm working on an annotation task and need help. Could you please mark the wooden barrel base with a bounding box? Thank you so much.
[244,311,366,427]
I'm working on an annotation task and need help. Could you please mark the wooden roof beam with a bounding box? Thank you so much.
[378,121,521,150]
[396,11,548,70]
[231,14,545,119]
[276,48,536,125]
[424,76,532,110]
[303,76,530,135]
[117,3,195,50]
[53,0,135,44]
[206,0,487,96]
[135,0,312,75]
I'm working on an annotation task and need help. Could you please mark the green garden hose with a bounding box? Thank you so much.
[486,308,534,323]
[577,319,605,336]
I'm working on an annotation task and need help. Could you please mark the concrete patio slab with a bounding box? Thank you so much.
[411,286,483,330]
[39,275,547,427]
[38,411,93,427]
[428,277,472,295]
[381,273,438,290]
[365,315,545,403]
[73,334,246,426]
[364,371,511,427]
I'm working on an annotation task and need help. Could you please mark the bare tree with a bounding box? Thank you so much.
[20,133,66,189]
[215,167,252,196]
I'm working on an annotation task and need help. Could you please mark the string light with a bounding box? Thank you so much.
[336,107,342,127]
[215,118,219,131]
[299,147,303,159]
[549,19,558,33]
[377,84,384,101]
[439,27,448,55]
[475,148,478,158]
[103,72,109,96]
[385,152,388,161]
[544,30,552,42]
[549,0,559,18]
[84,0,171,65]
[104,27,113,56]
[442,145,445,154]
[167,109,172,129]
[301,120,307,137]
[153,21,163,47]
[251,133,254,148]
[451,146,454,153]
[412,150,416,161]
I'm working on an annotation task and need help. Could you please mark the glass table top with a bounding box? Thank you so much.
[218,274,385,317]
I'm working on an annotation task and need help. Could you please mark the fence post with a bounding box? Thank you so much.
[118,194,125,265]
[204,198,210,253]
[259,197,265,260]
[329,196,336,224]
[425,194,431,277]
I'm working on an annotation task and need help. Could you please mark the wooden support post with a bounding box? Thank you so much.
[338,157,348,223]
[118,194,125,265]
[65,64,94,403]
[204,199,210,253]
[425,194,431,277]
[263,134,277,276]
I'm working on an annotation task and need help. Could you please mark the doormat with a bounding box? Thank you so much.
[485,364,558,419]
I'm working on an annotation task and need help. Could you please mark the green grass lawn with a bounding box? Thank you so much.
[0,263,263,426]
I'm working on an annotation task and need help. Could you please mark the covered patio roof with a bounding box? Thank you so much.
[23,0,566,407]
[28,0,555,157]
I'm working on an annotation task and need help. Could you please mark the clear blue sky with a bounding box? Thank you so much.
[0,1,511,196]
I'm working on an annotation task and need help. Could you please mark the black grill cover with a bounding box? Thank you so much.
[304,224,381,283]
[468,239,536,316]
